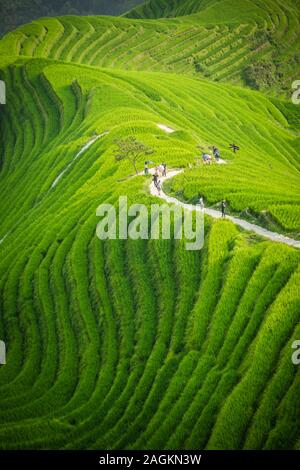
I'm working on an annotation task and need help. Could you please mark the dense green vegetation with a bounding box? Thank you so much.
[126,0,300,96]
[0,0,299,450]
[1,0,300,96]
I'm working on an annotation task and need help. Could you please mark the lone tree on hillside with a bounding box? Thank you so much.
[114,136,154,175]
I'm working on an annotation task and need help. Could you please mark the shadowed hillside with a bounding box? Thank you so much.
[0,0,144,36]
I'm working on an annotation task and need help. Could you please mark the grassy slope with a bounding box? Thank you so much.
[125,0,300,94]
[0,1,299,450]
[126,0,300,21]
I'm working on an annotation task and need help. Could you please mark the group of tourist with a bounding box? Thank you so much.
[144,162,167,196]
[145,153,229,217]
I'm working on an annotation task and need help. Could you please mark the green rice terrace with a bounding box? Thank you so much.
[0,0,299,450]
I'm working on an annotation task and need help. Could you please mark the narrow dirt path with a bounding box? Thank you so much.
[149,169,300,249]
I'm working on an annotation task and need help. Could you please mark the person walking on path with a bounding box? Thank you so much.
[213,146,221,162]
[162,163,167,177]
[144,161,149,175]
[199,196,204,210]
[156,180,162,196]
[221,200,226,218]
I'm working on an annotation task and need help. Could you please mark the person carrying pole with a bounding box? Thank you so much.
[221,200,226,218]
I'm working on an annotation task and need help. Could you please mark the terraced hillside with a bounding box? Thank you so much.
[0,0,300,450]
[1,0,300,94]
[126,0,218,18]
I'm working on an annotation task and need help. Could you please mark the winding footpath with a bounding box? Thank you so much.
[149,169,300,249]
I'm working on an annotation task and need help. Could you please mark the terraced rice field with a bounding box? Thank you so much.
[0,0,299,450]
